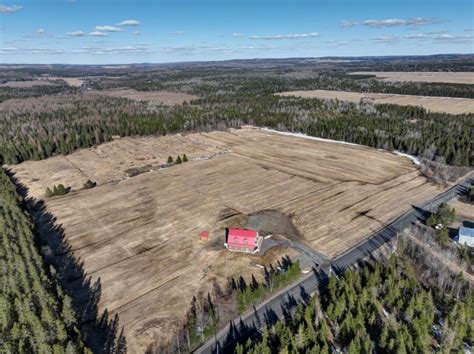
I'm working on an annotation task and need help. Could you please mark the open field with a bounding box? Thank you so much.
[349,71,474,84]
[11,134,226,198]
[277,89,474,114]
[54,77,84,86]
[0,80,58,87]
[89,89,198,105]
[9,128,446,351]
[449,200,474,220]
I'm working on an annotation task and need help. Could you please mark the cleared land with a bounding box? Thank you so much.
[89,89,198,105]
[54,77,84,87]
[449,200,474,220]
[277,90,474,114]
[10,128,445,351]
[350,71,474,84]
[0,80,58,87]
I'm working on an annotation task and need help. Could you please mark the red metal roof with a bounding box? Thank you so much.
[227,228,257,238]
[200,230,209,238]
[226,228,258,248]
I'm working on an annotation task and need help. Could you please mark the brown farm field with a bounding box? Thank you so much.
[9,128,446,352]
[54,77,84,86]
[0,80,59,87]
[89,89,198,105]
[350,71,474,84]
[277,89,474,114]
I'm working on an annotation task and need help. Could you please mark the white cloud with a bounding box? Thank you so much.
[342,17,444,29]
[232,33,245,37]
[371,35,399,43]
[363,17,442,28]
[94,25,122,32]
[74,44,151,55]
[403,31,473,43]
[325,40,350,47]
[0,5,23,14]
[364,19,406,27]
[431,33,473,43]
[340,20,359,28]
[118,19,140,26]
[250,32,319,40]
[67,31,86,37]
[0,47,64,54]
[170,31,185,35]
[35,28,46,36]
[89,31,108,37]
[133,31,141,35]
[403,33,427,40]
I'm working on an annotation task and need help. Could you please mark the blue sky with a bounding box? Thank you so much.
[0,0,473,64]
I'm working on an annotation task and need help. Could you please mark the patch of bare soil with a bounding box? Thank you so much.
[246,209,301,239]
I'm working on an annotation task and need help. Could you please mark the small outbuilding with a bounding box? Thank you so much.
[199,230,209,240]
[456,226,474,247]
[224,228,263,254]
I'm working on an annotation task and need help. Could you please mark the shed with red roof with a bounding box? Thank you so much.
[224,228,263,254]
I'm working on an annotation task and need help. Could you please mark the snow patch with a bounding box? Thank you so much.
[394,151,421,166]
[261,128,359,146]
[259,128,421,166]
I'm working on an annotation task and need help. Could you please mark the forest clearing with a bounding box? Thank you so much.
[277,89,474,114]
[349,71,474,84]
[8,127,447,351]
[88,89,198,105]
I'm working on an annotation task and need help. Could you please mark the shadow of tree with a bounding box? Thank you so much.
[8,170,127,354]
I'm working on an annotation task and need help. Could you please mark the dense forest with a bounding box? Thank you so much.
[1,92,472,166]
[86,68,474,98]
[0,168,88,352]
[236,257,473,354]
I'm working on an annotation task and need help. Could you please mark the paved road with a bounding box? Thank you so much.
[195,176,473,354]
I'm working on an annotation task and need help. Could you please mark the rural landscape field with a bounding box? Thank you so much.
[349,71,474,84]
[1,0,473,353]
[277,89,474,114]
[9,127,445,351]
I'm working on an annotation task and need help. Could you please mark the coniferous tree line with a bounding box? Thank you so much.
[238,257,473,354]
[0,93,472,166]
[89,70,474,98]
[0,169,88,352]
[0,84,78,103]
[150,257,301,353]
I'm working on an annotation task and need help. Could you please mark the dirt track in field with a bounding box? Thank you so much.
[9,127,445,352]
[277,89,474,114]
[350,71,474,84]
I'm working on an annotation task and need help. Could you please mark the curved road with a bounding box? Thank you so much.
[195,176,473,354]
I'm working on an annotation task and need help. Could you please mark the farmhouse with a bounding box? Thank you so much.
[224,228,263,254]
[456,227,474,247]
